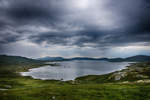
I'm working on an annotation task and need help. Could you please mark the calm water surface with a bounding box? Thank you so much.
[21,60,130,81]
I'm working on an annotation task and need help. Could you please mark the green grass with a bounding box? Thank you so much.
[1,76,150,100]
[1,62,150,100]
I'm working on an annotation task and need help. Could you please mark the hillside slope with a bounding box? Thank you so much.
[0,55,42,66]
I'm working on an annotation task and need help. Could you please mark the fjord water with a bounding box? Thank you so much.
[21,60,130,81]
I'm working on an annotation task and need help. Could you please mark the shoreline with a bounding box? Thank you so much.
[19,61,131,81]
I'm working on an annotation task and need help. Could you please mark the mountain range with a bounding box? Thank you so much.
[0,55,150,65]
[37,55,150,62]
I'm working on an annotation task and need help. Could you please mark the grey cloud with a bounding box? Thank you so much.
[0,0,150,57]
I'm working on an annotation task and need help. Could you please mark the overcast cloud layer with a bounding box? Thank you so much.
[0,0,150,58]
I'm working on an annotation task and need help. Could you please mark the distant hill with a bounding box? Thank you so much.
[37,55,150,62]
[107,58,124,62]
[37,57,109,61]
[124,55,150,62]
[37,57,65,61]
[0,55,42,66]
[68,57,101,61]
[103,55,150,62]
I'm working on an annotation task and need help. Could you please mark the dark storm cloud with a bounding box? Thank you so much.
[30,29,150,48]
[6,1,65,24]
[0,0,67,28]
[0,0,150,50]
[30,32,72,45]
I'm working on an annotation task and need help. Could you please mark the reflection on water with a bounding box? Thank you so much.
[21,60,130,81]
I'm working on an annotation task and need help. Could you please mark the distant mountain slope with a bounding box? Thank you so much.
[37,55,150,62]
[37,57,109,61]
[124,55,150,62]
[37,57,65,61]
[68,57,100,61]
[107,58,124,62]
[0,55,41,66]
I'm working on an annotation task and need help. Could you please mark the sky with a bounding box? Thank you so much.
[0,0,150,58]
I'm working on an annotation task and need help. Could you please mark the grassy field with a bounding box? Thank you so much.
[1,76,150,100]
[1,61,150,100]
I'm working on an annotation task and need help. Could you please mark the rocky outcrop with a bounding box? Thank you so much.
[109,62,150,81]
[110,72,127,81]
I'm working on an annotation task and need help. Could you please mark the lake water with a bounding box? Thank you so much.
[21,60,130,81]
